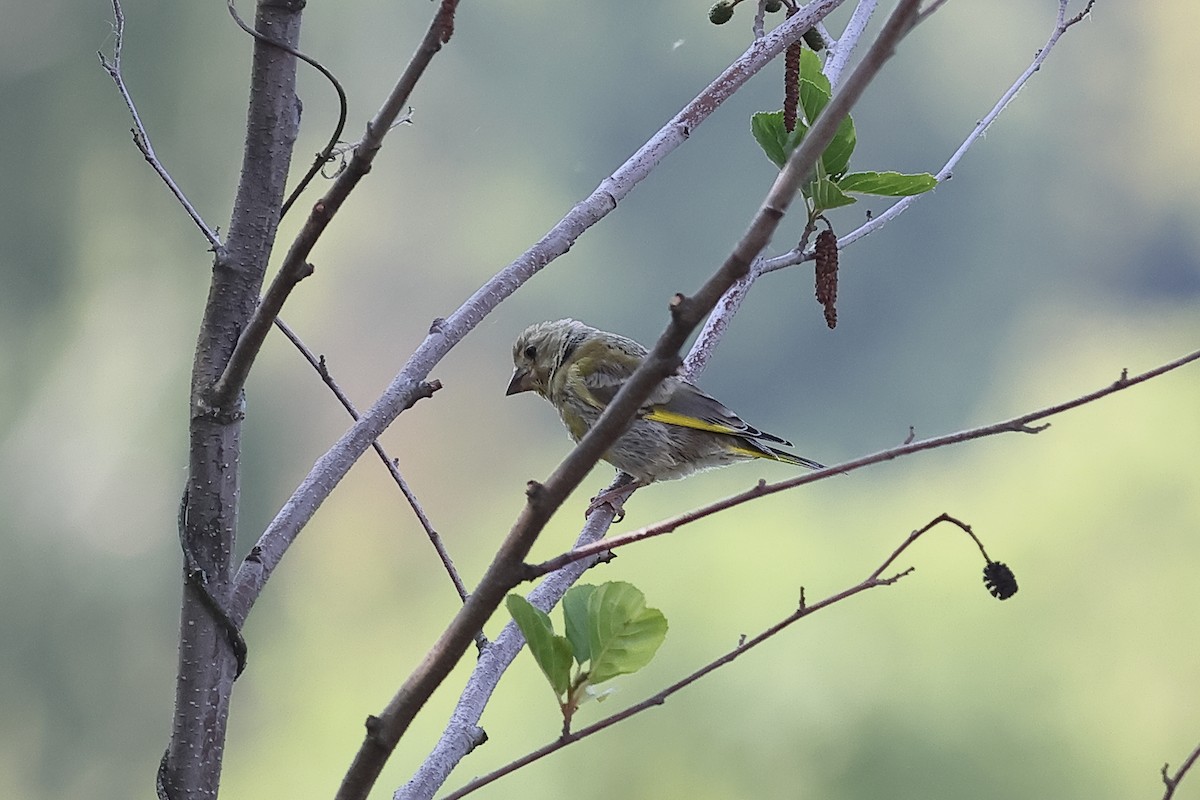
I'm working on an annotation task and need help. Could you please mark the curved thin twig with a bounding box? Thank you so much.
[224,1,350,219]
[209,0,461,411]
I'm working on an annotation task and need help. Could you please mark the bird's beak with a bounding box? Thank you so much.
[506,367,534,396]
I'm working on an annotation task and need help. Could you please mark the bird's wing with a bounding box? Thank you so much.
[642,380,794,447]
[581,366,794,448]
[566,338,643,410]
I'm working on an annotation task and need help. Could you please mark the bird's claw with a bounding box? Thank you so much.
[586,489,627,523]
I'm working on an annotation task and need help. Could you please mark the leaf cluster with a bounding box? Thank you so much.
[752,48,936,215]
[507,582,668,730]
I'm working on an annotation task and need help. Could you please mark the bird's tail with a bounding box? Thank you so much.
[764,446,824,471]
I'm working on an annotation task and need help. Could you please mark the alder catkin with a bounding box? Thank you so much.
[814,227,839,329]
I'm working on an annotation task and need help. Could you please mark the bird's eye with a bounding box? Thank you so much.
[523,345,537,360]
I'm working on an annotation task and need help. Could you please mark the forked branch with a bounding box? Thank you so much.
[333,3,922,798]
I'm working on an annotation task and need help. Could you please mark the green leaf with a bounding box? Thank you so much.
[751,110,814,170]
[797,48,831,123]
[822,114,857,177]
[836,171,938,196]
[562,584,597,664]
[751,111,789,169]
[810,176,856,211]
[798,78,830,130]
[585,582,668,685]
[507,594,574,698]
[795,50,854,176]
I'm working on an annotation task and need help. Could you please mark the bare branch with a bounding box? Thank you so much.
[823,0,878,86]
[530,348,1200,576]
[209,0,462,411]
[98,0,223,252]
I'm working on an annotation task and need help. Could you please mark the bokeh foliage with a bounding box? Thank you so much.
[0,1,1198,798]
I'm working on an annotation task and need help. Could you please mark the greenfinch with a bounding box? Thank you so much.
[506,319,823,511]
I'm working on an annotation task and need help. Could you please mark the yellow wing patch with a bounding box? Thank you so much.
[642,407,742,435]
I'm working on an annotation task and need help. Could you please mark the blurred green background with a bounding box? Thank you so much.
[2,0,1198,798]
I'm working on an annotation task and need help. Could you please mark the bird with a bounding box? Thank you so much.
[506,318,823,517]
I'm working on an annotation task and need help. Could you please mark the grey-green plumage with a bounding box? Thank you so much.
[507,319,823,485]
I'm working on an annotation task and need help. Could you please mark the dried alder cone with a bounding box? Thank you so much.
[983,561,1018,600]
[814,227,839,329]
[708,0,786,25]
[708,0,735,24]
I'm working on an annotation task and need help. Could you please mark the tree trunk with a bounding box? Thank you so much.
[161,2,304,796]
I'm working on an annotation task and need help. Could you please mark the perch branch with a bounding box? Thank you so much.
[224,0,350,220]
[396,500,622,799]
[530,348,1200,575]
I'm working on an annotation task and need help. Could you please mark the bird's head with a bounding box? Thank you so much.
[506,318,589,397]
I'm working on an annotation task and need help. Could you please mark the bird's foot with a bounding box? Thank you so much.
[585,474,641,522]
[586,488,628,522]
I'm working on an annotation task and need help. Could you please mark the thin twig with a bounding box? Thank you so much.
[272,319,471,609]
[445,512,984,798]
[529,349,1200,576]
[97,0,222,252]
[1162,740,1200,800]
